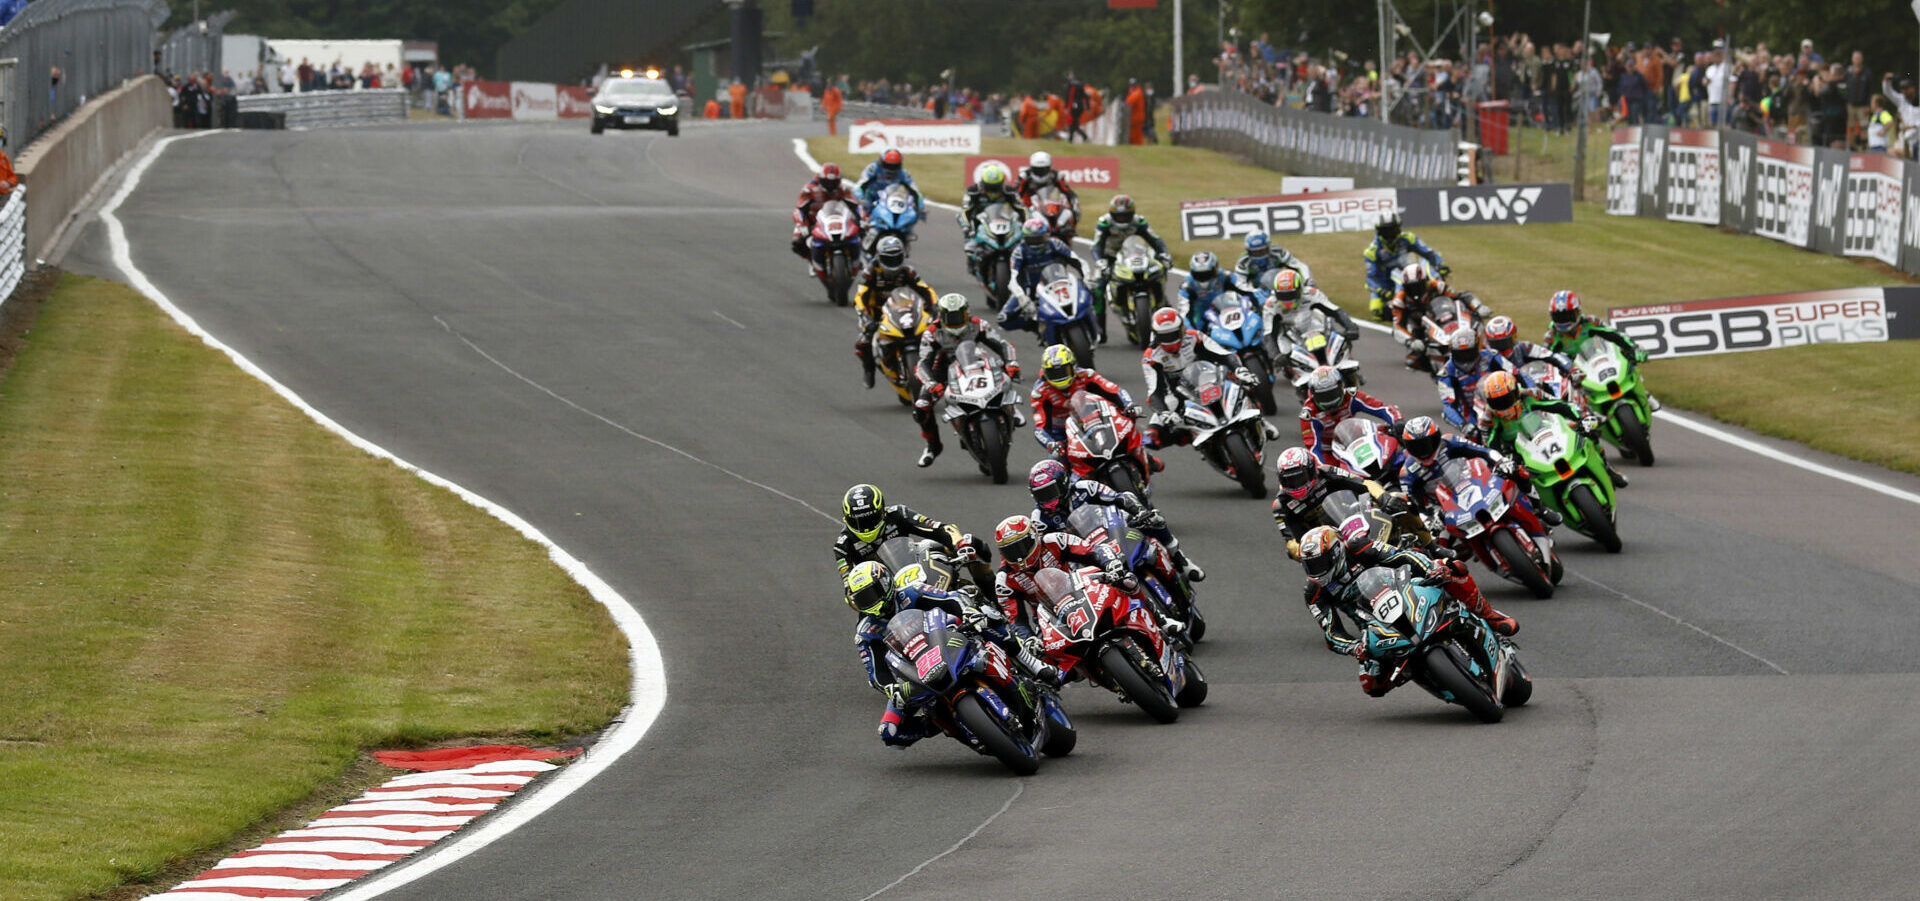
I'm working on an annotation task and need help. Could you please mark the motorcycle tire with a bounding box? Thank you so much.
[979,416,1009,485]
[954,692,1040,775]
[828,255,851,307]
[1245,354,1278,415]
[1131,291,1155,348]
[1099,641,1179,723]
[1063,321,1096,370]
[1501,654,1533,708]
[1224,433,1266,499]
[989,258,1011,306]
[1423,643,1504,723]
[1616,404,1655,467]
[1570,483,1622,554]
[1174,656,1209,708]
[896,348,921,407]
[1490,528,1554,599]
[1184,598,1208,643]
[1038,693,1077,757]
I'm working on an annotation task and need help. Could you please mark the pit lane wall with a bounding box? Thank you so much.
[1605,127,1920,279]
[1167,89,1457,188]
[15,74,172,263]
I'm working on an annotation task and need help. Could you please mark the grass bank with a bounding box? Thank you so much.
[809,134,1920,474]
[0,275,629,901]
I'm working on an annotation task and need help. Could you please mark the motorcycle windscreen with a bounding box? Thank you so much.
[1066,504,1130,551]
[881,184,914,214]
[883,607,961,690]
[1185,362,1226,407]
[885,289,924,331]
[1515,412,1577,479]
[1119,235,1153,273]
[1033,568,1099,641]
[874,537,924,575]
[1517,361,1567,401]
[1437,458,1493,525]
[1211,293,1252,333]
[1574,341,1628,398]
[949,341,1006,399]
[1354,567,1412,628]
[817,200,856,240]
[1069,393,1119,458]
[1329,418,1386,474]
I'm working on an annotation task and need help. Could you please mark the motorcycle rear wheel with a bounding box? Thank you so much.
[1063,321,1096,369]
[1423,643,1504,723]
[1099,642,1179,723]
[1224,432,1266,498]
[1616,404,1655,466]
[988,258,1011,306]
[1174,656,1209,708]
[1490,528,1554,599]
[1570,483,1622,553]
[954,692,1040,775]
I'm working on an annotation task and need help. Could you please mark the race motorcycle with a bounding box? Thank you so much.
[1572,339,1655,466]
[875,535,964,592]
[1426,456,1560,599]
[1031,566,1207,723]
[1327,418,1405,485]
[882,607,1076,774]
[1349,565,1532,723]
[1062,389,1154,504]
[1198,290,1279,415]
[1508,407,1623,553]
[1028,185,1080,239]
[936,340,1023,484]
[1030,261,1100,368]
[967,202,1024,308]
[1418,299,1480,374]
[873,287,931,406]
[863,184,922,254]
[1284,484,1434,563]
[1282,310,1363,399]
[1159,361,1267,498]
[1108,236,1169,348]
[811,199,862,307]
[1066,504,1207,644]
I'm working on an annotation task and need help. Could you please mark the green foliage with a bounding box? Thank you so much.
[177,0,568,76]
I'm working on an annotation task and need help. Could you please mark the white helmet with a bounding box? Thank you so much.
[1029,151,1052,171]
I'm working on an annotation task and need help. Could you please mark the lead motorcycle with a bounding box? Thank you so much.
[1031,566,1206,723]
[1426,456,1560,599]
[1349,565,1531,723]
[882,607,1076,774]
[937,340,1023,484]
[810,199,862,307]
[1066,504,1206,644]
[1062,388,1154,505]
[1159,361,1267,498]
[1572,339,1655,466]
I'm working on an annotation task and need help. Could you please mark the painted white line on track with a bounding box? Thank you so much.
[859,782,1024,900]
[789,137,1920,508]
[1567,570,1789,675]
[713,309,749,329]
[102,132,668,899]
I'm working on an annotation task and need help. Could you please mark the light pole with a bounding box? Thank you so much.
[1572,0,1592,200]
[1173,0,1184,95]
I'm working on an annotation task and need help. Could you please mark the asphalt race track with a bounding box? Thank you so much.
[68,120,1920,900]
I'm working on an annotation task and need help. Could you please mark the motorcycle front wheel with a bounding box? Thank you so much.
[1224,432,1266,499]
[1569,483,1622,554]
[1062,320,1096,369]
[1490,528,1554,599]
[1244,354,1278,415]
[1423,643,1504,723]
[1100,640,1179,723]
[954,693,1040,775]
[1616,403,1655,466]
[978,416,1009,484]
[828,253,851,306]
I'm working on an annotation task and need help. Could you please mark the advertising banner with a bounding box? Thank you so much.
[556,85,593,119]
[1399,183,1574,227]
[1662,129,1721,225]
[1902,160,1920,277]
[849,119,982,154]
[1718,130,1757,233]
[1179,188,1399,241]
[1808,148,1850,256]
[1844,153,1904,267]
[964,155,1120,190]
[1752,139,1815,247]
[1636,125,1670,219]
[510,82,558,120]
[463,80,512,119]
[1607,287,1909,359]
[1605,127,1641,216]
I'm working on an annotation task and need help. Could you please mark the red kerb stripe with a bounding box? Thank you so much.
[194,867,372,880]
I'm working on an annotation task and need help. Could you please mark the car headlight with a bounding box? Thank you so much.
[657,105,677,116]
[594,104,616,115]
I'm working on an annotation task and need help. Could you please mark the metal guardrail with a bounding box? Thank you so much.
[0,0,170,152]
[235,88,408,128]
[0,187,24,303]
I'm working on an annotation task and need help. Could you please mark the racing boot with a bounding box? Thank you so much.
[1149,454,1166,473]
[1171,545,1206,583]
[1013,644,1065,688]
[1369,295,1389,321]
[916,441,942,468]
[1262,420,1284,441]
[1455,579,1518,636]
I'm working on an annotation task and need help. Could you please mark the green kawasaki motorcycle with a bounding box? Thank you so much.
[1509,407,1623,553]
[1572,339,1655,466]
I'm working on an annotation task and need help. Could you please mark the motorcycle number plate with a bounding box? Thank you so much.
[624,114,650,124]
[914,648,945,679]
[1056,598,1096,639]
[1371,589,1406,623]
[1347,442,1377,466]
[1199,385,1223,404]
[1528,432,1566,460]
[1220,310,1245,329]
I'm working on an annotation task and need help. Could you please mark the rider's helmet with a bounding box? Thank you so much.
[1447,326,1480,370]
[1189,251,1219,285]
[1108,194,1137,225]
[880,148,904,171]
[1268,269,1303,313]
[1479,371,1525,422]
[1244,231,1272,261]
[1021,216,1051,249]
[1401,416,1443,464]
[1305,365,1351,415]
[843,560,895,616]
[994,515,1040,568]
[1276,446,1318,500]
[1028,459,1072,516]
[1042,344,1078,388]
[936,293,970,336]
[842,483,885,542]
[1028,150,1053,180]
[875,235,907,272]
[1150,307,1186,353]
[980,161,1011,194]
[1299,525,1347,586]
[1399,261,1433,304]
[1374,212,1402,244]
[1549,290,1583,334]
[819,162,843,191]
[1484,315,1518,354]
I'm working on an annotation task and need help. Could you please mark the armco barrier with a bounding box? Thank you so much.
[16,74,171,263]
[235,89,409,129]
[1606,127,1920,279]
[0,188,26,304]
[1168,90,1457,188]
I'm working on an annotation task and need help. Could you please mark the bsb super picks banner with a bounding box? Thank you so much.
[1607,287,1920,360]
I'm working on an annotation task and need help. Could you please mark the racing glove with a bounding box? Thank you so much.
[928,382,946,398]
[1005,363,1021,381]
[1234,367,1258,386]
[1494,456,1517,478]
[961,605,991,633]
[1123,404,1145,419]
[1129,509,1165,530]
[1579,413,1603,434]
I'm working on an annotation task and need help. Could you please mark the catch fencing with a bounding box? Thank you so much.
[235,88,407,128]
[1605,127,1920,279]
[0,188,24,302]
[154,9,231,80]
[0,0,169,152]
[1168,89,1458,188]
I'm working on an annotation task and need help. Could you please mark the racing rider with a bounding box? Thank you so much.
[1391,261,1493,370]
[1264,268,1359,341]
[855,148,924,217]
[1029,344,1140,460]
[1014,150,1080,210]
[832,483,994,590]
[1396,415,1562,531]
[792,162,862,275]
[1435,327,1517,427]
[1545,291,1661,411]
[1298,366,1402,464]
[1001,218,1087,333]
[1140,307,1277,448]
[852,235,936,389]
[1175,250,1261,328]
[1472,372,1629,488]
[1233,231,1314,287]
[1363,213,1445,320]
[1484,315,1575,379]
[1088,194,1172,309]
[991,513,1134,636]
[1026,458,1204,583]
[912,294,1021,468]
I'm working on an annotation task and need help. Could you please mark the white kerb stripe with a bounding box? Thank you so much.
[331,800,498,814]
[210,854,397,870]
[185,875,355,890]
[348,787,512,802]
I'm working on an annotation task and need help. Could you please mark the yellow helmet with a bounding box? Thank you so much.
[1042,344,1077,388]
[844,560,893,616]
[842,483,885,542]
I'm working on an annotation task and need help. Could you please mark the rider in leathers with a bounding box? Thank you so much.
[852,237,936,389]
[1396,416,1563,536]
[1391,263,1494,369]
[1088,195,1172,316]
[1026,458,1205,584]
[792,163,862,275]
[1014,152,1080,211]
[1435,330,1518,428]
[855,149,925,218]
[1001,222,1087,333]
[1363,213,1445,320]
[1298,367,1403,465]
[1139,308,1272,448]
[1233,231,1314,287]
[913,294,1021,468]
[1175,252,1261,329]
[832,483,994,588]
[1470,372,1629,489]
[992,515,1131,635]
[1029,347,1137,459]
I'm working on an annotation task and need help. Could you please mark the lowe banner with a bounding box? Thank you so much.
[1607,127,1920,279]
[1179,183,1573,241]
[1607,287,1920,360]
[1167,90,1455,188]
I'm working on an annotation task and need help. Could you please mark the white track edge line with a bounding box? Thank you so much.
[102,131,668,900]
[789,137,1920,508]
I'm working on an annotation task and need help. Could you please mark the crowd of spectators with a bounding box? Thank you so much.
[817,71,1170,143]
[162,59,481,126]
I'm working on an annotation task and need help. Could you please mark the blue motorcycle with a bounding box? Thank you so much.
[1066,504,1207,644]
[1029,260,1100,368]
[864,183,922,254]
[1352,565,1532,723]
[882,607,1077,774]
[1196,290,1279,414]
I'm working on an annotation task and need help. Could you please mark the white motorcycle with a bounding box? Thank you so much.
[1157,361,1268,498]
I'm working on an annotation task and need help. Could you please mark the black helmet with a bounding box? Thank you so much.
[1375,212,1402,243]
[876,235,907,271]
[1401,416,1442,462]
[842,483,885,542]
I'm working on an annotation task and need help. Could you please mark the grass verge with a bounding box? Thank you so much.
[808,133,1920,474]
[0,274,629,901]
